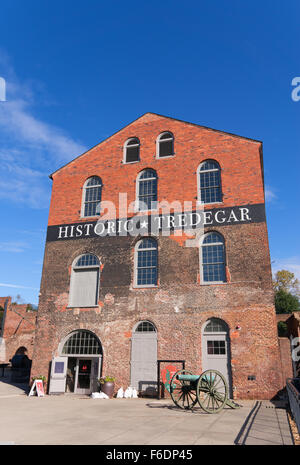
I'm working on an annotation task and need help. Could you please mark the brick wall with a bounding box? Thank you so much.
[48,113,265,225]
[278,338,294,384]
[1,302,37,362]
[31,113,282,399]
[32,225,282,399]
[0,296,11,309]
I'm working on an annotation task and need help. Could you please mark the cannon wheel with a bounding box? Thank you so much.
[197,370,228,414]
[170,369,198,410]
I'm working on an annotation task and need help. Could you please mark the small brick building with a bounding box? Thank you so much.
[0,297,37,362]
[31,113,283,399]
[277,313,300,378]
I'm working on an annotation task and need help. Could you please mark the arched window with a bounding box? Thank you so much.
[62,330,102,355]
[203,318,227,333]
[68,254,100,307]
[204,319,226,354]
[198,160,222,204]
[82,176,102,217]
[124,138,140,163]
[200,232,226,283]
[135,321,156,332]
[137,169,157,211]
[157,132,174,158]
[135,238,158,287]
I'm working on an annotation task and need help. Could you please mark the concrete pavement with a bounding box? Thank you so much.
[236,401,294,445]
[0,379,294,445]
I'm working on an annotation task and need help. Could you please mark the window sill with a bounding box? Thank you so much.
[200,282,227,286]
[155,154,175,160]
[122,160,140,165]
[80,215,100,220]
[196,201,224,207]
[67,305,99,309]
[132,285,158,289]
[135,208,157,213]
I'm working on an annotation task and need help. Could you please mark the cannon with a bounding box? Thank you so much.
[170,369,240,414]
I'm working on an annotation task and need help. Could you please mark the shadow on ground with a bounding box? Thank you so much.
[234,400,294,445]
[0,371,29,394]
[146,401,243,415]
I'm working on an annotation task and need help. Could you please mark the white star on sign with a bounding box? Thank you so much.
[140,220,148,229]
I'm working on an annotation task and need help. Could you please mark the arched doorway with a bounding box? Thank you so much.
[202,318,233,396]
[130,321,157,395]
[49,330,102,395]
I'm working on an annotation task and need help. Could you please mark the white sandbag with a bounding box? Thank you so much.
[91,391,109,399]
[116,387,124,398]
[132,388,138,398]
[124,386,133,398]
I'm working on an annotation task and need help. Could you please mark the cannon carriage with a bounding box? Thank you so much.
[170,369,240,414]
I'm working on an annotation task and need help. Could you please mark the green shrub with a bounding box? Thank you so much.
[277,321,288,337]
[99,376,115,384]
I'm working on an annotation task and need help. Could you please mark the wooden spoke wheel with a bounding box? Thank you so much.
[170,369,198,410]
[197,370,228,414]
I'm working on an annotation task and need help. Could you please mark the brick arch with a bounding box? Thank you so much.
[67,248,103,268]
[132,319,158,333]
[58,328,102,356]
[201,315,232,332]
[53,324,105,358]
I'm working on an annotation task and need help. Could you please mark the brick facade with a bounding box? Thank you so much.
[278,338,294,383]
[0,300,37,362]
[277,313,300,377]
[31,113,283,399]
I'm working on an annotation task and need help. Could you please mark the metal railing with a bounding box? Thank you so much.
[287,378,300,434]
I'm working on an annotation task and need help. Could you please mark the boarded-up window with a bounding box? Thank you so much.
[69,254,100,307]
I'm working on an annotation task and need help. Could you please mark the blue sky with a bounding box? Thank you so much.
[0,0,299,304]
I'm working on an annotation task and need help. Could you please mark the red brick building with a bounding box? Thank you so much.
[0,297,37,362]
[31,113,283,399]
[277,313,300,378]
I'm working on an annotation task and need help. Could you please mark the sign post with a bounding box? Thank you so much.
[28,379,45,397]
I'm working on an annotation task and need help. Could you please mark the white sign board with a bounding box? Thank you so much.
[28,379,45,397]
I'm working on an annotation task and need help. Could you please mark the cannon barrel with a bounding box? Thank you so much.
[177,374,200,382]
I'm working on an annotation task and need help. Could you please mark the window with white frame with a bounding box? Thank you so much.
[68,254,100,307]
[200,232,226,283]
[62,330,102,355]
[198,160,222,204]
[135,238,158,287]
[157,132,174,158]
[82,176,102,217]
[137,169,157,211]
[135,321,156,332]
[124,138,140,163]
[204,318,227,332]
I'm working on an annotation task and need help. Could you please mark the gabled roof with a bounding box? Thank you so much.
[49,112,262,179]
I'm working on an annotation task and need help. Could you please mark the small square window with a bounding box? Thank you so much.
[207,340,226,355]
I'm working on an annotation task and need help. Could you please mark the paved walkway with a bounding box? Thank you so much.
[236,401,294,445]
[0,379,294,445]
